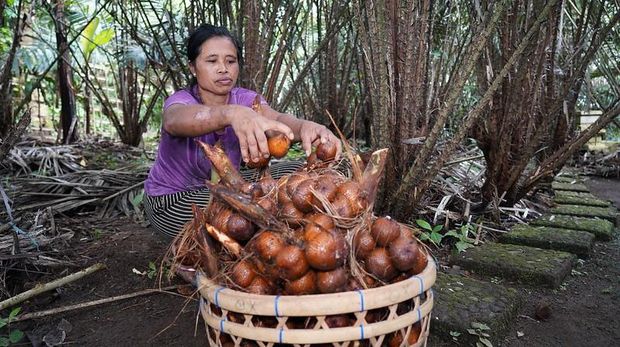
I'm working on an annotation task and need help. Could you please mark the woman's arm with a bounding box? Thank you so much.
[163,103,293,163]
[260,105,342,157]
[163,103,230,137]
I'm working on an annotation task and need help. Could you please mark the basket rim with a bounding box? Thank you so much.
[196,257,436,317]
[200,290,434,344]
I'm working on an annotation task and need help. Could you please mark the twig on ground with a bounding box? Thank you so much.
[13,285,187,322]
[0,263,105,311]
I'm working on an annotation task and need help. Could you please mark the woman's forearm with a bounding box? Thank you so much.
[163,104,232,137]
[274,113,306,141]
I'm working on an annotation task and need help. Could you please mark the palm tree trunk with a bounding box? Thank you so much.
[53,0,77,144]
[84,68,92,134]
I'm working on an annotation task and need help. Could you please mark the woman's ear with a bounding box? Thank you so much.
[189,63,196,77]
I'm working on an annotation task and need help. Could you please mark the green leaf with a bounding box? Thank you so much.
[449,331,461,337]
[467,329,478,335]
[419,232,430,241]
[461,224,471,236]
[444,230,460,238]
[93,28,115,48]
[416,219,432,231]
[81,17,99,61]
[0,318,7,329]
[131,190,144,208]
[430,232,443,245]
[8,307,21,320]
[479,337,493,347]
[0,337,9,347]
[471,322,490,330]
[456,241,473,253]
[9,330,24,344]
[432,224,443,232]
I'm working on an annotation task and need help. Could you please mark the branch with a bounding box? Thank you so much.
[414,0,561,199]
[279,14,348,110]
[525,99,620,187]
[13,285,183,322]
[0,263,105,311]
[13,2,109,115]
[390,0,511,208]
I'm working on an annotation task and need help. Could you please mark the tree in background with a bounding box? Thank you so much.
[52,0,77,144]
[115,0,358,141]
[473,0,620,207]
[355,0,510,219]
[0,0,33,138]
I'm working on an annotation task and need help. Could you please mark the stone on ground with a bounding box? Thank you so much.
[554,193,611,207]
[551,181,590,192]
[498,224,595,257]
[553,176,582,183]
[550,204,618,223]
[450,243,576,288]
[431,273,522,345]
[532,214,615,241]
[554,190,597,198]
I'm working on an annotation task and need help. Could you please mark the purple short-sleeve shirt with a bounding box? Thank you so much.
[144,86,266,196]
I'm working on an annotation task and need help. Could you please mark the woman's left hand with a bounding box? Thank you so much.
[299,121,342,159]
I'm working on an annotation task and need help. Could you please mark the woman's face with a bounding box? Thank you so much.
[190,36,239,98]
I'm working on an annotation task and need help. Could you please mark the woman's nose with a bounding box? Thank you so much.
[217,61,227,73]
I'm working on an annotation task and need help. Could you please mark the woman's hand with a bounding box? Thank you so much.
[299,120,342,159]
[226,105,294,163]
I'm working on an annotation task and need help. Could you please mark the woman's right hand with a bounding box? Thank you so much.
[225,105,294,164]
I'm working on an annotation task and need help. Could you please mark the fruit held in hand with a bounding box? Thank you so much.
[316,141,337,161]
[268,132,291,158]
[246,156,270,169]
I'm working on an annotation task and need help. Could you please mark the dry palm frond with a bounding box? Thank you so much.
[2,139,83,176]
[4,168,147,219]
[419,143,545,236]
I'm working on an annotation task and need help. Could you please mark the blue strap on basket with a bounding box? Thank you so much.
[359,324,365,339]
[356,289,365,312]
[278,327,284,343]
[417,308,422,323]
[413,275,424,296]
[219,319,225,332]
[274,295,281,317]
[214,286,225,308]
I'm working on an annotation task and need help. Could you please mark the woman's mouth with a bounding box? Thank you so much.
[216,78,233,85]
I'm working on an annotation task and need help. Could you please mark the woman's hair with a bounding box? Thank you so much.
[186,23,243,67]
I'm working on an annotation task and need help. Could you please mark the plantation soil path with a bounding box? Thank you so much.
[429,176,620,347]
[11,177,619,346]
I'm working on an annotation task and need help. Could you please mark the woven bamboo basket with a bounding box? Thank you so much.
[196,256,436,347]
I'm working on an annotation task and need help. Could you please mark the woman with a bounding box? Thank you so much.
[144,24,341,237]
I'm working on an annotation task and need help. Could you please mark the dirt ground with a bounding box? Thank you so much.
[426,176,620,347]
[9,177,619,347]
[499,176,620,347]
